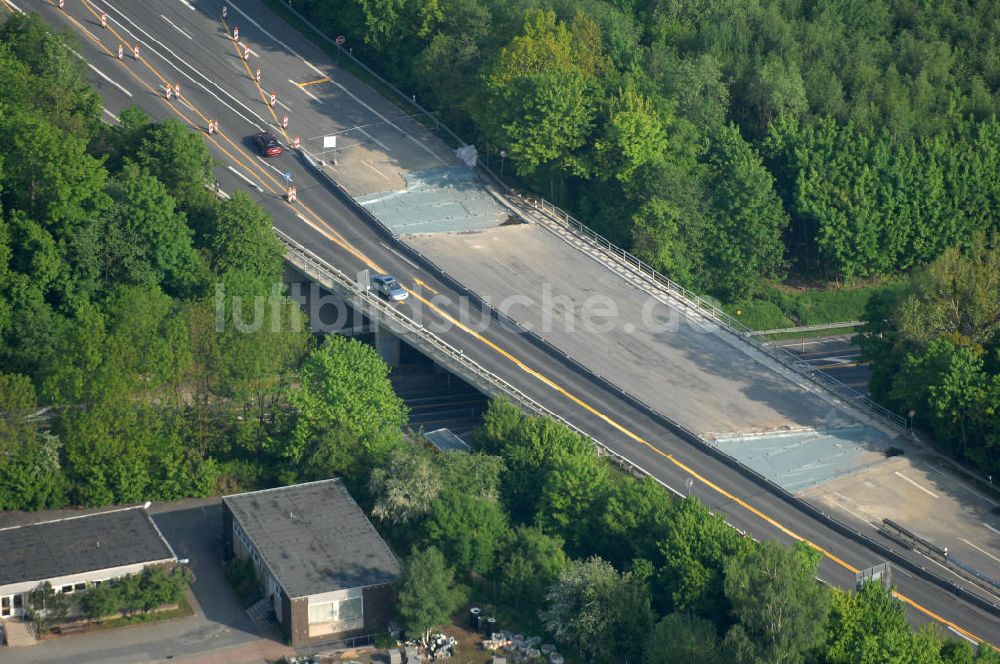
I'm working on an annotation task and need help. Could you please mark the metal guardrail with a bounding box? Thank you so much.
[506,195,907,431]
[279,227,674,496]
[275,0,905,434]
[283,230,1000,622]
[269,9,1000,626]
[749,321,863,336]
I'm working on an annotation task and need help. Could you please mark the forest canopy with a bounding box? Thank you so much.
[296,0,1000,298]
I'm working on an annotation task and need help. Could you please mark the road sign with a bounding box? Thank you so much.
[282,171,293,182]
[855,562,892,590]
[335,35,346,46]
[323,135,337,149]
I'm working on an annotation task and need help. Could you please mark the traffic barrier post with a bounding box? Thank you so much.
[282,114,288,129]
[117,44,123,61]
[269,90,276,106]
[133,43,140,60]
[233,27,239,42]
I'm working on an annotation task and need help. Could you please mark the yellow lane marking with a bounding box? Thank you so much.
[75,1,287,198]
[221,18,289,143]
[296,76,331,87]
[62,3,994,647]
[412,278,438,294]
[406,286,992,646]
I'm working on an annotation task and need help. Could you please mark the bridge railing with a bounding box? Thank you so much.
[277,0,906,432]
[279,228,1000,621]
[502,194,907,431]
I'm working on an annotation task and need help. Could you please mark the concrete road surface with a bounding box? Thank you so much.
[23,0,1000,646]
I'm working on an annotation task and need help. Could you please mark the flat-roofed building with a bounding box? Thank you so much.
[0,506,177,621]
[222,479,400,647]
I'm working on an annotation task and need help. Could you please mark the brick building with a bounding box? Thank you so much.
[222,479,400,647]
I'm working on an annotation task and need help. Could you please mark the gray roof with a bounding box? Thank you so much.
[0,507,177,587]
[425,428,471,453]
[223,479,400,598]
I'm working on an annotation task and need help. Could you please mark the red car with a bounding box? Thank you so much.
[254,132,283,157]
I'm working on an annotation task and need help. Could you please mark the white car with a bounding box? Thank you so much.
[370,274,409,302]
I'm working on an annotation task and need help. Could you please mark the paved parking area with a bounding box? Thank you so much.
[2,498,284,664]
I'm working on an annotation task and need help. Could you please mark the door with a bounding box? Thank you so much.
[1,594,24,619]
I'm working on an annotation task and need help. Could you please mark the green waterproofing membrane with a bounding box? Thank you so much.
[710,425,897,491]
[357,166,510,235]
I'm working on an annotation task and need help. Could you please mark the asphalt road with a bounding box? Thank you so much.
[24,0,1000,647]
[770,335,872,394]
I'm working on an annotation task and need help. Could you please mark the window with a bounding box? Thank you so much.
[61,585,73,594]
[74,583,87,591]
[2,596,10,617]
[13,594,23,608]
[307,590,364,629]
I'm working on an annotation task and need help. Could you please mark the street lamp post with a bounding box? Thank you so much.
[499,149,506,178]
[907,409,916,432]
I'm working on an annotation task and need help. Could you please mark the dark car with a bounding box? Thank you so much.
[254,132,283,157]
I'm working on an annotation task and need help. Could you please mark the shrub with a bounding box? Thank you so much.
[225,558,260,606]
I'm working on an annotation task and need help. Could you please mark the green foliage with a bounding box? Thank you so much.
[396,547,466,644]
[644,612,721,664]
[104,162,201,295]
[654,497,753,618]
[224,558,260,607]
[210,191,285,286]
[369,443,443,525]
[597,475,673,569]
[288,335,407,465]
[722,540,830,664]
[702,124,789,299]
[475,398,599,533]
[27,582,69,633]
[296,0,1000,294]
[79,566,188,620]
[541,557,654,663]
[0,373,67,509]
[859,242,1000,475]
[0,36,321,506]
[423,490,509,575]
[80,582,122,621]
[498,525,568,610]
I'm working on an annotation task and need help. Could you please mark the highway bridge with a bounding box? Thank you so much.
[22,0,1000,646]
